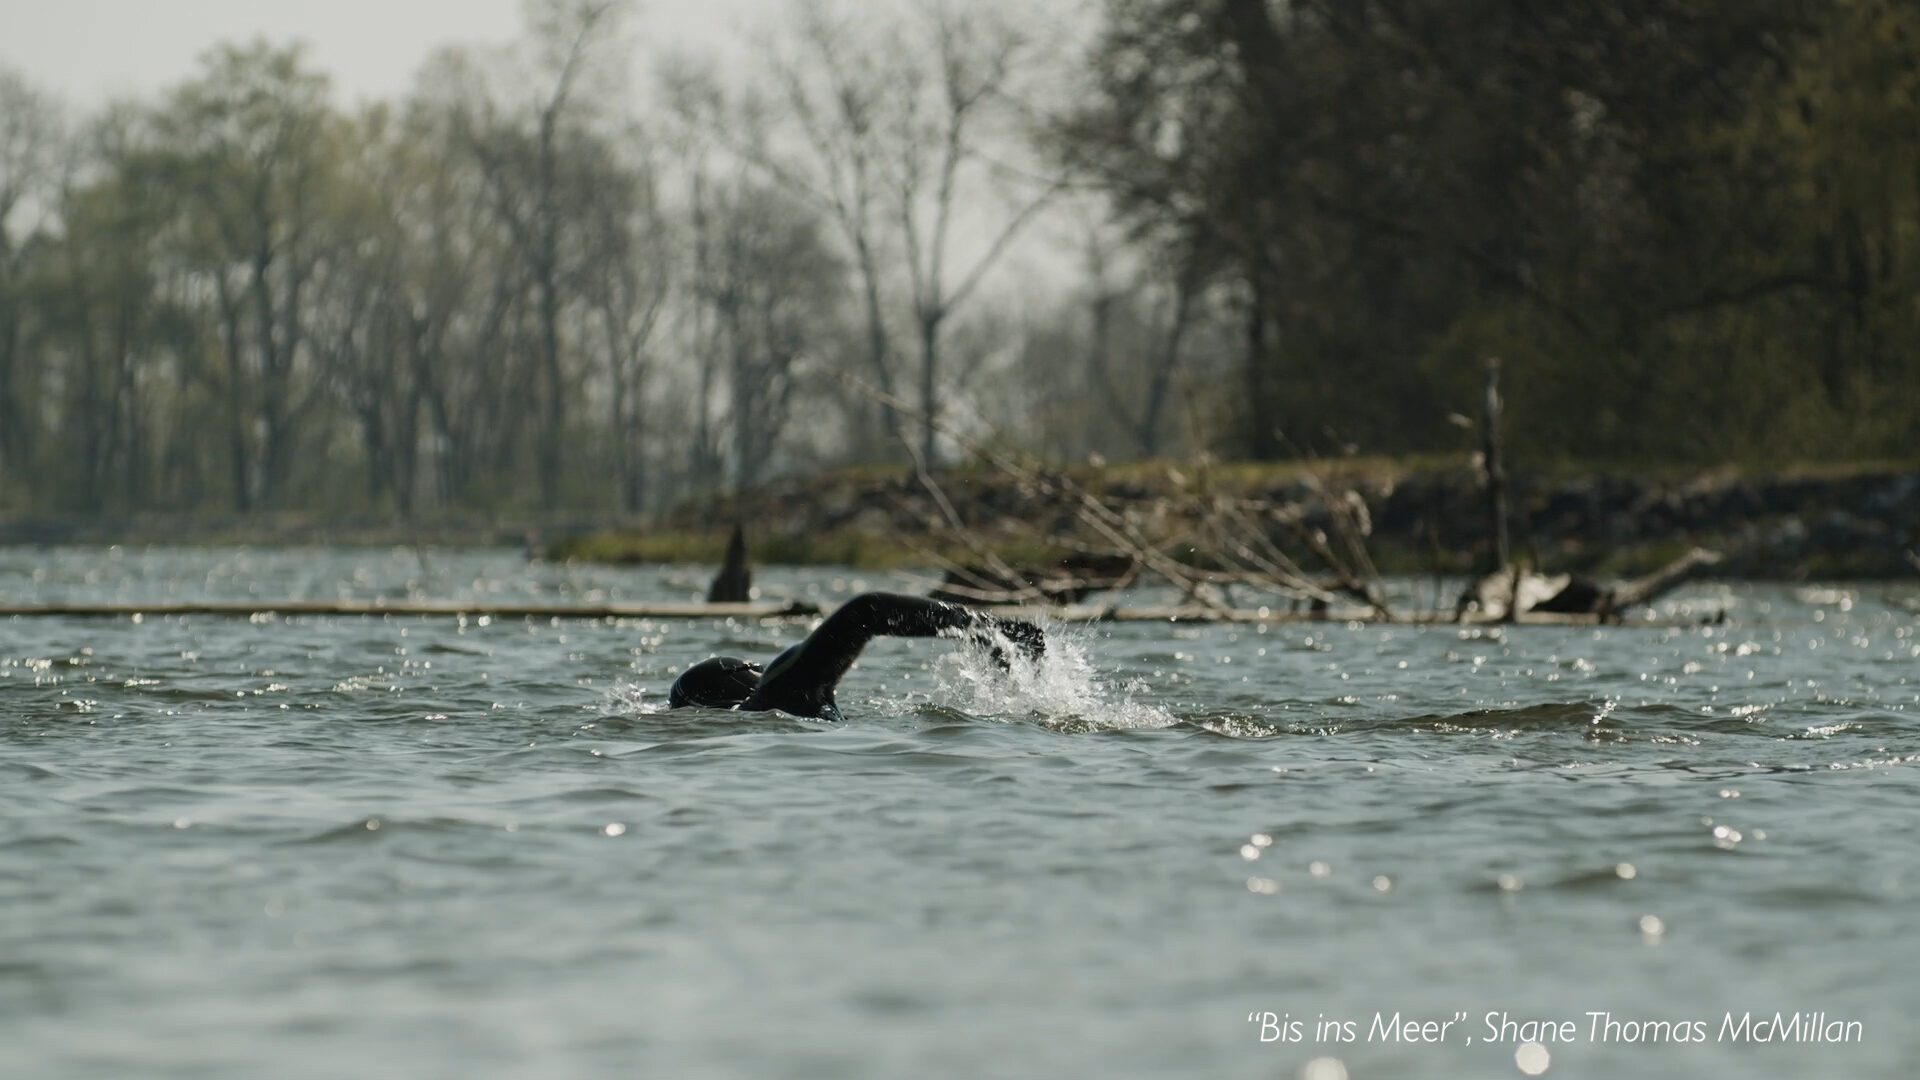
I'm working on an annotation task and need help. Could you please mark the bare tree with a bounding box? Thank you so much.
[0,66,61,491]
[307,106,422,512]
[151,42,339,511]
[467,0,630,509]
[880,1,1061,465]
[578,126,672,512]
[678,0,1059,469]
[763,2,906,457]
[695,179,844,491]
[394,49,533,510]
[44,109,181,511]
[1078,214,1209,457]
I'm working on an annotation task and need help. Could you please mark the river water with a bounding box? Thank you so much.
[2,547,1916,1079]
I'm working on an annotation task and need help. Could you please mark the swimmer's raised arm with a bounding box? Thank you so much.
[744,592,1044,719]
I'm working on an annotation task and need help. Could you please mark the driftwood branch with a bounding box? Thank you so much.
[807,370,1728,628]
[1612,547,1725,609]
[898,434,1053,604]
[833,373,1398,619]
[845,377,1237,614]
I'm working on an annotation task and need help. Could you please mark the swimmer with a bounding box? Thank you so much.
[669,592,1046,721]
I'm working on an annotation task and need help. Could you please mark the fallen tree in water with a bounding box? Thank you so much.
[541,458,1920,580]
[1452,361,1724,623]
[1455,547,1725,622]
[857,366,1735,626]
[846,381,1394,620]
[535,373,1731,628]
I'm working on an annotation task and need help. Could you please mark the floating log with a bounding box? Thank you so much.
[1015,604,1697,627]
[0,599,820,620]
[1611,547,1725,609]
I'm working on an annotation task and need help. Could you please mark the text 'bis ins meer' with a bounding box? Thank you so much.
[1247,1011,1863,1047]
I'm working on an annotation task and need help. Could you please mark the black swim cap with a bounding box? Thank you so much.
[669,656,763,709]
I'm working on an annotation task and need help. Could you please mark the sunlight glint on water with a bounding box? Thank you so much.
[0,548,1916,1080]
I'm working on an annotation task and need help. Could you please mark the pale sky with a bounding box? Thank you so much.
[0,0,779,107]
[0,0,1090,294]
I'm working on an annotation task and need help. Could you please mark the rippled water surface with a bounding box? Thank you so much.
[4,547,1918,1079]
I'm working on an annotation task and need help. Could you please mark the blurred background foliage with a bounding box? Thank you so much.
[0,0,1915,519]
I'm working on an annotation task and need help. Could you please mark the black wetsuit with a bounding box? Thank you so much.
[673,592,1045,721]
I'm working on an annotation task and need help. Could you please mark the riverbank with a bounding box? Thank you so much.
[556,458,1920,580]
[5,459,1917,580]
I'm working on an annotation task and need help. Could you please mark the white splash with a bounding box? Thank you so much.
[933,623,1176,732]
[604,680,665,714]
[601,625,1177,730]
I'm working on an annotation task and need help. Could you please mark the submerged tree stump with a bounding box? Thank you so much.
[706,524,753,603]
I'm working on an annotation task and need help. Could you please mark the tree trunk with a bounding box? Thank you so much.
[539,272,564,508]
[918,312,940,465]
[854,236,899,456]
[1481,357,1510,575]
[0,297,20,478]
[535,111,566,512]
[216,280,252,513]
[1138,278,1195,457]
[1243,274,1281,459]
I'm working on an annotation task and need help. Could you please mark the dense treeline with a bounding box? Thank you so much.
[0,0,1915,519]
[1062,0,1920,462]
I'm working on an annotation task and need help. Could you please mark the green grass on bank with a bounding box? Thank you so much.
[536,454,1920,580]
[548,528,1080,572]
[550,528,1873,579]
[11,457,1920,579]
